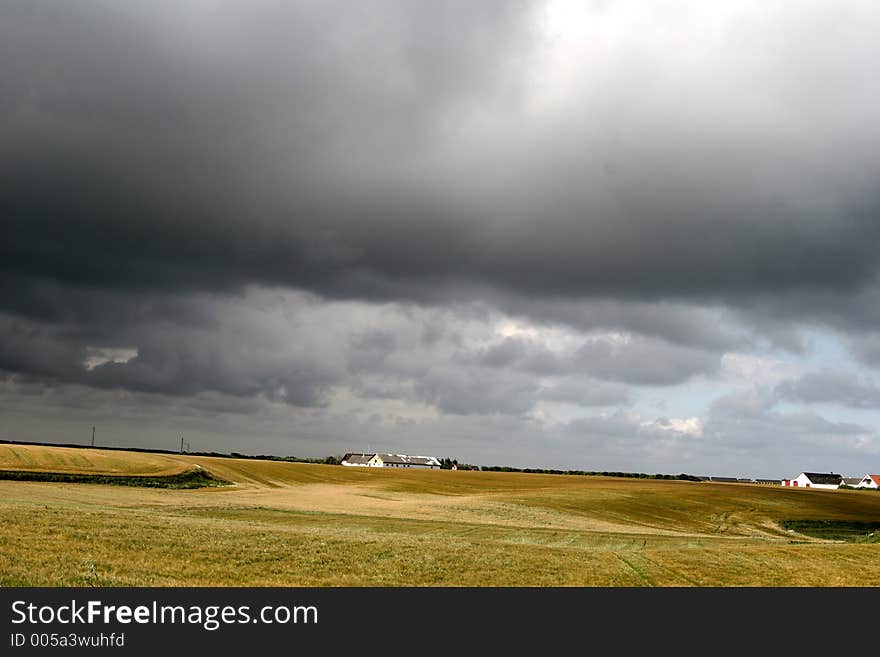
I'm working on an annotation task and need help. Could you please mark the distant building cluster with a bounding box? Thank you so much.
[685,473,880,490]
[340,453,441,469]
[782,472,880,490]
[699,476,772,484]
[336,453,880,489]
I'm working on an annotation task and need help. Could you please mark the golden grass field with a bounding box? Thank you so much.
[1,443,878,586]
[0,443,192,476]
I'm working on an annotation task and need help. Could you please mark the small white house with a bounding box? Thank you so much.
[340,453,380,467]
[340,453,441,469]
[782,472,843,490]
[856,474,880,489]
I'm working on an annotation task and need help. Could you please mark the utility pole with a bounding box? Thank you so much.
[91,426,95,447]
[180,436,184,454]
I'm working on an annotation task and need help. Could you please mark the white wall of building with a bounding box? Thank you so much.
[792,473,839,490]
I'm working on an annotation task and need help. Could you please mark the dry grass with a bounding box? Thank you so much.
[1,445,879,586]
[0,444,191,476]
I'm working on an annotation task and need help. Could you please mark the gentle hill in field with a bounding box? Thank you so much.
[2,443,879,585]
[3,444,878,538]
[0,443,193,477]
[187,454,880,538]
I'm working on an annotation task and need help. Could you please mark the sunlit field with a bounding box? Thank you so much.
[0,443,191,477]
[1,444,878,586]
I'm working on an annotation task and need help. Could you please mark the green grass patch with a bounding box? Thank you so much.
[781,519,880,543]
[0,468,227,489]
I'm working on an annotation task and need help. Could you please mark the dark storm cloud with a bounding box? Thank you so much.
[5,288,652,416]
[0,0,536,301]
[3,0,880,474]
[84,334,334,406]
[4,0,880,324]
[0,293,343,406]
[0,314,86,381]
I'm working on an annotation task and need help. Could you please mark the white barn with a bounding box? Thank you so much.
[856,474,880,489]
[340,453,441,469]
[781,472,843,490]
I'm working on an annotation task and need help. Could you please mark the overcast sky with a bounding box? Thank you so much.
[3,0,880,477]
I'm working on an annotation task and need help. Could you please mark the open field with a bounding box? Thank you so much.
[1,444,879,586]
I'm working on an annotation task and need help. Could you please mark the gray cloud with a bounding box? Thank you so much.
[693,387,879,476]
[0,290,351,406]
[707,387,873,444]
[473,298,746,354]
[412,368,540,416]
[1,291,646,415]
[572,335,720,385]
[466,332,719,385]
[3,1,880,321]
[850,333,880,369]
[775,370,880,409]
[538,379,632,407]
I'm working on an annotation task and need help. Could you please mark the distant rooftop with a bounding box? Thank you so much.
[341,452,440,467]
[801,472,843,485]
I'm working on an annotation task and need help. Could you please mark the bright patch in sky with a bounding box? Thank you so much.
[83,347,138,371]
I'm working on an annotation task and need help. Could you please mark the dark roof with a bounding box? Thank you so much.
[801,472,843,485]
[709,477,739,483]
[340,453,441,466]
[341,453,375,464]
[841,477,862,486]
[377,453,440,466]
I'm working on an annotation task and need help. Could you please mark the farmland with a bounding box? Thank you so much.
[1,444,879,586]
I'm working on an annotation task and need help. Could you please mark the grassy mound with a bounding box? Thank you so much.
[0,443,191,477]
[0,467,227,489]
[781,519,880,543]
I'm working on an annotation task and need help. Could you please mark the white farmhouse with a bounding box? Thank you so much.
[781,472,843,490]
[856,474,880,489]
[340,453,377,467]
[340,453,441,469]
